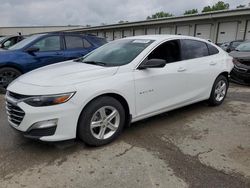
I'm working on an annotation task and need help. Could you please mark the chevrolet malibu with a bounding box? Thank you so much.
[6,35,234,146]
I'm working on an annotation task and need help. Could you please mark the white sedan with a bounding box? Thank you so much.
[6,35,234,146]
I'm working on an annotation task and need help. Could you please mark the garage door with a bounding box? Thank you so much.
[114,31,122,40]
[146,28,157,35]
[217,22,238,43]
[134,29,145,36]
[105,31,113,42]
[195,24,212,40]
[176,26,190,36]
[98,32,105,38]
[123,30,132,38]
[160,27,172,34]
[245,21,250,40]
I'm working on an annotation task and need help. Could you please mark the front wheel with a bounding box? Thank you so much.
[77,96,125,146]
[208,75,229,106]
[0,67,22,91]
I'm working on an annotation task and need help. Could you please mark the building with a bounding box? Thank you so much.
[66,8,250,44]
[0,25,83,36]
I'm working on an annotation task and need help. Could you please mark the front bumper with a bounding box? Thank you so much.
[5,94,81,142]
[230,67,250,85]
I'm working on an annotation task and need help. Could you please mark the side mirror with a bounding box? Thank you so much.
[138,59,167,70]
[0,44,3,48]
[25,47,40,54]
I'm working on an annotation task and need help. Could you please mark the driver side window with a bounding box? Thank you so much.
[147,40,181,63]
[32,36,61,52]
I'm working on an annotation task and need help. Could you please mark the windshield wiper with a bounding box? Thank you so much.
[81,61,107,66]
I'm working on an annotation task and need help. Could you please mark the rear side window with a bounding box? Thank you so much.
[207,43,219,55]
[181,39,209,60]
[83,39,92,48]
[65,36,84,49]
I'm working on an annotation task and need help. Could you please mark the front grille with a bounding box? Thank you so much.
[5,101,25,126]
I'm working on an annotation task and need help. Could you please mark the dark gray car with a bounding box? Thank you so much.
[229,42,250,85]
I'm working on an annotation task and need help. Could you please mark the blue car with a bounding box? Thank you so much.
[0,32,106,89]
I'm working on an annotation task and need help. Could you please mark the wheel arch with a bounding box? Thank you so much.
[0,64,24,74]
[77,92,132,130]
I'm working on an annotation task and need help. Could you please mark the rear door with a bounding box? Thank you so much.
[180,39,219,99]
[63,35,92,61]
[25,35,65,70]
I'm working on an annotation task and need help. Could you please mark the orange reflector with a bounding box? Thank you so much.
[53,95,70,104]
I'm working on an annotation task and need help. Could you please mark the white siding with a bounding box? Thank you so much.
[176,25,190,36]
[195,24,212,40]
[217,22,238,43]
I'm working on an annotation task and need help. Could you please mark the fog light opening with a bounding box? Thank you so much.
[30,119,58,130]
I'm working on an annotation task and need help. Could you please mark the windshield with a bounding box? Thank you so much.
[236,42,250,52]
[232,41,243,48]
[81,39,154,66]
[9,34,44,50]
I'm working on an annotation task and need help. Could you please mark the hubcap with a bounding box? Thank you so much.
[90,106,120,140]
[0,71,19,88]
[214,80,227,102]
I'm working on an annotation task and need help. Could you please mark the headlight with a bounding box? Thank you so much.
[23,92,75,107]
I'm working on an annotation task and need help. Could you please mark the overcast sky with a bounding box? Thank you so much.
[0,0,249,27]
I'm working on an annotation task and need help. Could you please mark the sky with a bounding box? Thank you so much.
[0,0,249,27]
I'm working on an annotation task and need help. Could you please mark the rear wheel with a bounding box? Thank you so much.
[0,67,21,92]
[208,75,228,106]
[78,96,125,146]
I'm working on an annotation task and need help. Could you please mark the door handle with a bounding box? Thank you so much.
[177,67,186,72]
[210,61,217,65]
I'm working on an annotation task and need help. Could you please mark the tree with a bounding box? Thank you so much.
[184,9,198,15]
[237,5,246,8]
[202,1,229,13]
[147,11,173,20]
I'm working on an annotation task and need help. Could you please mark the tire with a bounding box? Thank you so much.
[0,67,22,93]
[208,75,229,106]
[77,96,125,146]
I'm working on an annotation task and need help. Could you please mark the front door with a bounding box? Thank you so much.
[134,40,189,118]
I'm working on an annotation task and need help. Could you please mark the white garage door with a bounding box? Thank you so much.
[105,31,113,42]
[217,22,238,43]
[98,32,105,38]
[134,29,145,36]
[160,27,172,34]
[146,28,157,35]
[245,21,250,40]
[176,26,190,36]
[123,30,132,38]
[114,31,122,40]
[195,24,212,40]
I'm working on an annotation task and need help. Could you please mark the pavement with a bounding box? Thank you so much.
[0,83,250,188]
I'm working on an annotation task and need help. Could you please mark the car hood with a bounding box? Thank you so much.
[230,51,250,67]
[229,51,250,60]
[15,60,119,87]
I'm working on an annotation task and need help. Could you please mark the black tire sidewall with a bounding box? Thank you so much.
[0,67,22,91]
[78,96,125,146]
[209,75,228,106]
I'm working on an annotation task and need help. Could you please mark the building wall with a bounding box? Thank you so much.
[0,26,82,36]
[67,9,250,44]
